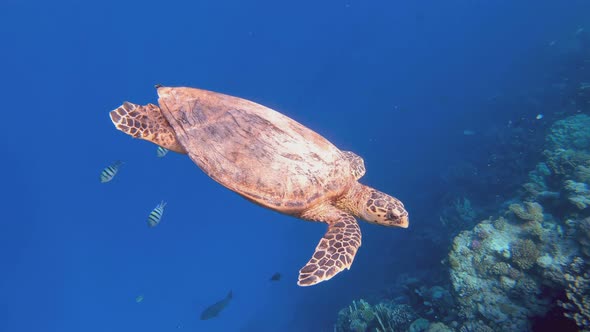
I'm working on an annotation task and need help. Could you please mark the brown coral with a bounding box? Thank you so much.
[514,277,540,297]
[492,217,507,230]
[559,271,590,330]
[509,202,544,222]
[489,262,511,276]
[511,239,540,270]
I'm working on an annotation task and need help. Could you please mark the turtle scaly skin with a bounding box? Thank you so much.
[110,102,186,154]
[109,86,409,286]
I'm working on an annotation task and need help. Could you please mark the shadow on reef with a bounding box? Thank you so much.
[530,292,578,332]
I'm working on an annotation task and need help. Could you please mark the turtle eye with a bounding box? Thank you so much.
[386,210,395,221]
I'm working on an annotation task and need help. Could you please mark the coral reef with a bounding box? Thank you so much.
[544,115,590,182]
[458,320,494,332]
[448,217,552,331]
[446,114,590,331]
[334,88,590,331]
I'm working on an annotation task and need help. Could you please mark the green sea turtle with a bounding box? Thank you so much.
[109,86,409,286]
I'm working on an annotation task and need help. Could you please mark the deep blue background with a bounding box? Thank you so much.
[1,1,589,331]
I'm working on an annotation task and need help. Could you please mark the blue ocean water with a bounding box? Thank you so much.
[1,1,589,331]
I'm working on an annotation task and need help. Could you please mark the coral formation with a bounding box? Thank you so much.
[335,114,590,331]
[511,239,540,270]
[564,180,590,209]
[445,114,590,331]
[508,202,544,222]
[335,299,417,332]
[558,258,590,331]
[447,217,551,331]
[545,115,590,152]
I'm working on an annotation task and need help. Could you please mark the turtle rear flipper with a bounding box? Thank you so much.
[110,102,186,153]
[298,206,362,286]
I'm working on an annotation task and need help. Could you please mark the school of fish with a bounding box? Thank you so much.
[101,142,280,322]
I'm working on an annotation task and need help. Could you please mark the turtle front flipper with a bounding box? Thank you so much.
[109,102,186,153]
[298,205,362,286]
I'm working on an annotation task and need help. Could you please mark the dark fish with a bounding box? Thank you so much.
[200,290,232,320]
[270,273,281,281]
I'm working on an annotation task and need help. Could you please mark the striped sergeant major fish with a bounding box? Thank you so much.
[147,201,167,227]
[100,160,124,183]
[156,146,169,158]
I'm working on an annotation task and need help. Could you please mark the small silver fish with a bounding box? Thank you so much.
[536,114,544,120]
[147,201,167,227]
[463,129,475,136]
[100,161,123,183]
[156,146,169,158]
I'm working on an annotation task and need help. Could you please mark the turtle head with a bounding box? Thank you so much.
[340,183,409,228]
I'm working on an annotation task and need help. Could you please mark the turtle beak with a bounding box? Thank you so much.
[398,215,409,228]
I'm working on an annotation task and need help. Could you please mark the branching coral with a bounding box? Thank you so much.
[508,202,544,222]
[544,148,590,176]
[459,320,494,332]
[522,182,560,201]
[564,180,590,209]
[488,262,510,276]
[335,299,376,332]
[492,217,507,230]
[335,300,418,332]
[375,303,416,331]
[511,239,540,270]
[558,258,590,331]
